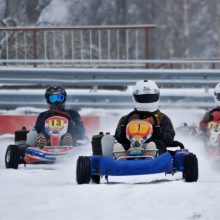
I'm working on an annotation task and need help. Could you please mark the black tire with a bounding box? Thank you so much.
[91,133,103,155]
[5,145,20,169]
[184,153,198,182]
[76,156,91,184]
[91,175,100,184]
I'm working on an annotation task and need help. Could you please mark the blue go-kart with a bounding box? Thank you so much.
[76,113,198,184]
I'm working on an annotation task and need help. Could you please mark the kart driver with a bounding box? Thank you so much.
[199,82,220,132]
[26,85,85,147]
[115,80,175,154]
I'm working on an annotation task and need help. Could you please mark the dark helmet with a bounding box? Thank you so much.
[45,86,67,106]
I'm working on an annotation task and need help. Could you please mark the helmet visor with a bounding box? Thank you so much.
[215,92,220,101]
[49,94,65,103]
[133,93,159,103]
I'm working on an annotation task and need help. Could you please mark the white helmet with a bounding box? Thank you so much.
[214,83,220,106]
[132,80,160,112]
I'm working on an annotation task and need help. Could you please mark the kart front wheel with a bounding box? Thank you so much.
[184,153,198,182]
[76,156,91,184]
[5,145,19,169]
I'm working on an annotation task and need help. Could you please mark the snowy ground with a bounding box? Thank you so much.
[1,108,220,220]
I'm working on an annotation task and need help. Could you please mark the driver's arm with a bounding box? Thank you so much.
[34,111,51,133]
[115,115,130,150]
[68,111,85,140]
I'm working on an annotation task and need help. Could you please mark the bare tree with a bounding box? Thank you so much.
[1,0,220,58]
[4,0,51,25]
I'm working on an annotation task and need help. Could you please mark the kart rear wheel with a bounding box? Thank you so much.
[91,134,103,155]
[5,145,19,169]
[184,153,198,182]
[91,175,100,184]
[76,156,91,184]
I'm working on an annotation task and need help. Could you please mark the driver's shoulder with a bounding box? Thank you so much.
[154,110,173,125]
[38,110,50,117]
[65,109,81,118]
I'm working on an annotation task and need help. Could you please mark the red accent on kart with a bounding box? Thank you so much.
[50,135,59,146]
[24,147,74,164]
[24,155,40,164]
[0,115,100,136]
[41,147,73,152]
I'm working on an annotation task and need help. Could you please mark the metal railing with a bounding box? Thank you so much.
[0,90,214,110]
[0,67,219,88]
[0,67,218,109]
[0,25,156,67]
[2,25,220,69]
[1,59,220,69]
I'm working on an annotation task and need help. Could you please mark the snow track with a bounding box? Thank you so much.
[1,109,220,220]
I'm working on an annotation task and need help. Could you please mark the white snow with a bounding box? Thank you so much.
[1,108,220,220]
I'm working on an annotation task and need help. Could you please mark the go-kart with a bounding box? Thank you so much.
[76,112,198,184]
[176,111,220,162]
[5,115,87,169]
[204,112,220,161]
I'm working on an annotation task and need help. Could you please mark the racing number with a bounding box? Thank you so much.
[51,119,61,126]
[128,121,150,135]
[49,119,64,129]
[209,123,220,132]
[129,123,144,134]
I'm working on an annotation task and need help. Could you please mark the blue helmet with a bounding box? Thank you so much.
[45,85,67,106]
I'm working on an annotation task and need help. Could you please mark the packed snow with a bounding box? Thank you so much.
[0,107,220,220]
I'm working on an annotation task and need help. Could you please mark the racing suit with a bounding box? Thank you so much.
[27,109,85,146]
[115,109,175,153]
[199,107,220,132]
